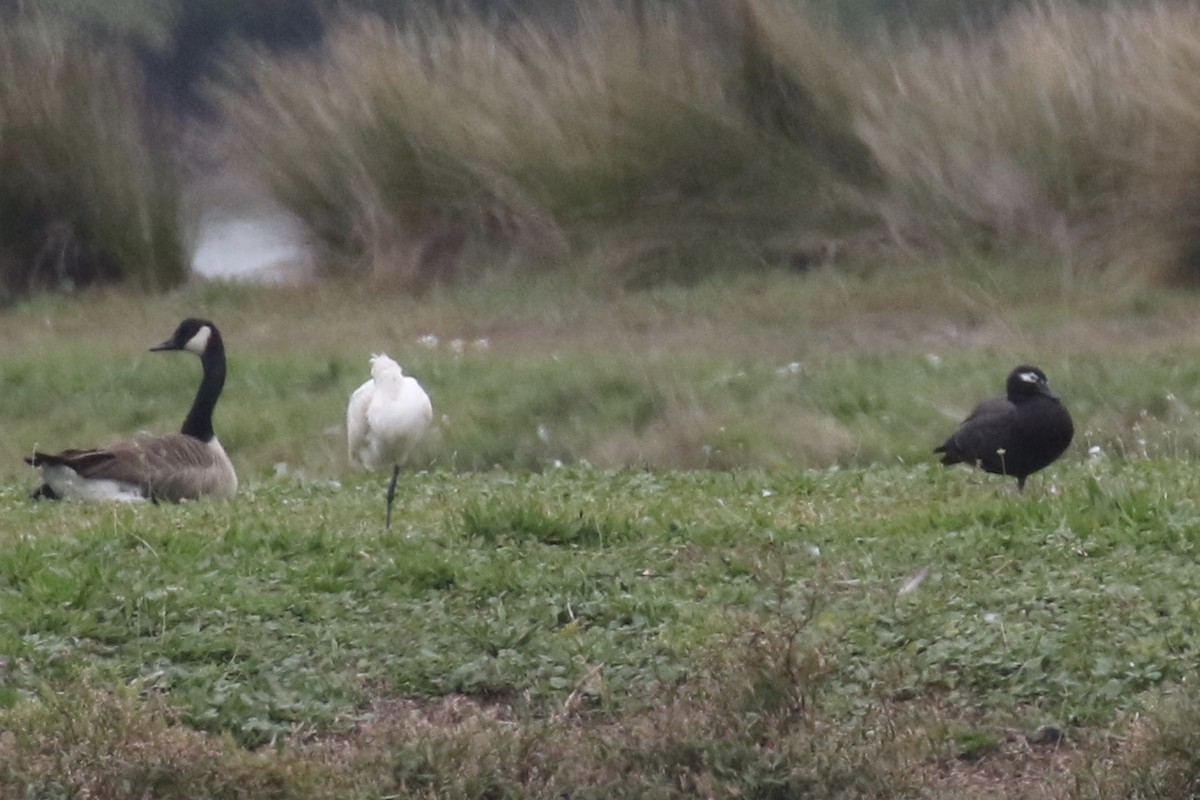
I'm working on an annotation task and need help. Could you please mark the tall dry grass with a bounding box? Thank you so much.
[855,2,1200,286]
[1107,4,1200,283]
[0,16,183,298]
[216,0,870,289]
[214,0,1200,289]
[216,12,531,289]
[855,3,1145,274]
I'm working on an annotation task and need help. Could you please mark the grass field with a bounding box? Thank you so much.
[4,267,1200,797]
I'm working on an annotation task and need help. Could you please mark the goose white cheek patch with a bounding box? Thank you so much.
[185,326,212,355]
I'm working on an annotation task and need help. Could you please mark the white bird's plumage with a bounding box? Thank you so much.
[347,354,432,527]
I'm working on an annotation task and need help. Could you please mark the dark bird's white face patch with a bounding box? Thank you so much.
[1018,370,1041,384]
[184,325,212,355]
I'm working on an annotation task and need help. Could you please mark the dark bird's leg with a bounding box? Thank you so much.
[385,464,400,529]
[1017,476,1026,492]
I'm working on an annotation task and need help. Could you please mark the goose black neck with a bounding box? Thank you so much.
[181,331,225,442]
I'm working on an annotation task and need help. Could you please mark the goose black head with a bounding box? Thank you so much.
[151,318,219,357]
[1006,365,1057,402]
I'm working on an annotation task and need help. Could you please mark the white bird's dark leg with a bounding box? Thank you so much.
[385,464,400,529]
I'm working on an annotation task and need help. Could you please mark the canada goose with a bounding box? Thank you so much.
[347,354,432,528]
[934,365,1074,490]
[25,318,238,502]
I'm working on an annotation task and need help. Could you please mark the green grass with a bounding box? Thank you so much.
[7,264,1200,479]
[3,274,1200,795]
[1,462,1199,796]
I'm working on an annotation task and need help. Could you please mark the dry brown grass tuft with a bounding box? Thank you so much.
[1087,686,1200,799]
[1105,5,1200,284]
[588,400,856,470]
[218,13,543,289]
[0,679,338,799]
[855,3,1144,275]
[1,675,1166,799]
[851,1,1200,286]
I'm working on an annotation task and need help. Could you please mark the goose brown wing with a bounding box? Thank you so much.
[26,448,118,472]
[121,435,234,500]
[30,435,231,501]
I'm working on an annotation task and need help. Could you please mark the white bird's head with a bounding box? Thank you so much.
[369,353,405,386]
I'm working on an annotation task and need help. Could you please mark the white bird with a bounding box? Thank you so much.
[347,354,432,528]
[25,318,238,502]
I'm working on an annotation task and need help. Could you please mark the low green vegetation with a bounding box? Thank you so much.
[6,0,1200,794]
[7,265,1200,480]
[3,454,1200,796]
[2,275,1200,796]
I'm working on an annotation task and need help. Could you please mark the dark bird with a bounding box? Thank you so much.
[25,318,238,502]
[934,365,1073,490]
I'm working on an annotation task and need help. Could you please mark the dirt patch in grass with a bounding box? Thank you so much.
[913,725,1085,800]
[297,691,1133,799]
[0,656,1177,798]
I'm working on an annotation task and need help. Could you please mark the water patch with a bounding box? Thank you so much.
[190,209,315,284]
[184,173,316,284]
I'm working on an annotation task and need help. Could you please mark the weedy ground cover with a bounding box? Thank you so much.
[2,463,1200,797]
[3,272,1200,795]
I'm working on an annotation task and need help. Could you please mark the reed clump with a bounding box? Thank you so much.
[12,0,1200,293]
[223,0,1200,289]
[216,0,871,290]
[855,4,1143,271]
[0,16,183,299]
